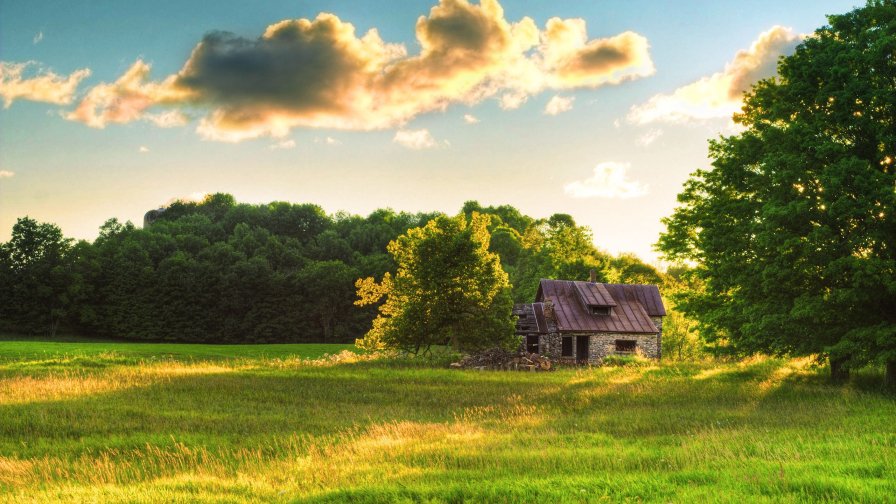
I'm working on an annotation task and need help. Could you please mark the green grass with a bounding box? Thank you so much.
[0,335,356,363]
[0,339,894,503]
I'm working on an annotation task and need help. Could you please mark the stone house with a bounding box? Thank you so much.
[513,277,665,364]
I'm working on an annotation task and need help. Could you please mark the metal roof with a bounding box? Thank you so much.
[573,281,617,307]
[535,279,665,334]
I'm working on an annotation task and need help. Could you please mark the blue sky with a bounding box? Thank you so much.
[0,0,860,262]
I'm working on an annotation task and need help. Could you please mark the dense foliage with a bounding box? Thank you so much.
[658,1,896,380]
[1,194,677,347]
[356,213,516,353]
[0,218,79,336]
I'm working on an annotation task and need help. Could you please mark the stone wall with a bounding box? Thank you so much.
[650,316,663,360]
[538,331,660,364]
[588,333,660,361]
[540,333,562,360]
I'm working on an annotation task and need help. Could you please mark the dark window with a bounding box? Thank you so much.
[561,337,573,357]
[590,306,611,316]
[615,339,637,353]
[518,313,528,319]
[526,335,539,353]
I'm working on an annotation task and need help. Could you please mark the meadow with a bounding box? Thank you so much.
[1,338,894,503]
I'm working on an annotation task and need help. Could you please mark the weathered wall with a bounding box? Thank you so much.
[588,333,659,361]
[539,331,660,364]
[650,316,663,360]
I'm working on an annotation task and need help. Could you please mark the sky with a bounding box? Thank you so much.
[0,0,861,263]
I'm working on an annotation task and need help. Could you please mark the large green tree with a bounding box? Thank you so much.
[0,217,79,335]
[355,213,517,354]
[658,1,896,384]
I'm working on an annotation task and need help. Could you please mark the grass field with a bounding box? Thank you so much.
[0,336,356,362]
[1,338,894,503]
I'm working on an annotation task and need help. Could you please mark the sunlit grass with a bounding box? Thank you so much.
[0,340,893,503]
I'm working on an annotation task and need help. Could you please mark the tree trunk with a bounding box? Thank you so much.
[830,356,850,382]
[885,360,896,391]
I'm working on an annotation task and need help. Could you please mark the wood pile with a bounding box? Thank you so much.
[450,349,553,371]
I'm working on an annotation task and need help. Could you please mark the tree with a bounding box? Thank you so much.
[510,214,612,302]
[0,217,76,335]
[296,260,361,341]
[658,1,896,384]
[355,213,517,354]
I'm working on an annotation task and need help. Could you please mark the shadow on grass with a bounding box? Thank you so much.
[3,357,896,501]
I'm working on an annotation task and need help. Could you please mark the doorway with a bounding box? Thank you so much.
[576,336,589,364]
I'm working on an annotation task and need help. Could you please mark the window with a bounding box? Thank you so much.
[590,306,611,316]
[526,335,539,353]
[615,340,637,353]
[518,313,528,319]
[561,337,573,357]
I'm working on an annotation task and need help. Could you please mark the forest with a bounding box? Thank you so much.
[0,195,692,348]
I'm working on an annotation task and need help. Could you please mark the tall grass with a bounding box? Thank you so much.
[0,341,893,503]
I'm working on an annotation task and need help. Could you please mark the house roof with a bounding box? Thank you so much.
[534,279,665,334]
[512,302,551,334]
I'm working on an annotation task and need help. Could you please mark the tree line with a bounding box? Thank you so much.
[1,195,689,347]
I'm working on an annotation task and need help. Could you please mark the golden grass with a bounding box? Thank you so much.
[1,350,893,503]
[0,362,238,405]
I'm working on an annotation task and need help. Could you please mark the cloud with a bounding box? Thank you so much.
[145,110,188,128]
[66,59,187,128]
[628,26,801,124]
[463,113,479,124]
[269,139,296,149]
[67,0,655,141]
[393,128,439,149]
[564,162,647,199]
[0,61,91,107]
[0,170,14,178]
[637,128,663,146]
[138,146,149,153]
[544,95,574,115]
[33,32,43,45]
[498,90,529,110]
[540,19,654,89]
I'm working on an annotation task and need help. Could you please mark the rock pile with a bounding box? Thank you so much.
[450,348,553,371]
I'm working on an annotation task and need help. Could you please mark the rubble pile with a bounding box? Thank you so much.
[450,348,553,371]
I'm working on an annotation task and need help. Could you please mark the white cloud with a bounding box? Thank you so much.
[66,59,186,128]
[564,162,647,199]
[544,95,574,115]
[0,170,14,178]
[463,113,480,124]
[498,90,529,110]
[0,61,90,107]
[637,128,663,146]
[138,146,149,153]
[393,129,439,150]
[269,139,296,150]
[33,32,43,45]
[628,26,801,124]
[145,110,187,128]
[314,136,341,145]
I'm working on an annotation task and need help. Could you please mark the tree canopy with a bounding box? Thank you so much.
[1,194,673,350]
[355,213,517,354]
[658,0,896,381]
[0,218,78,336]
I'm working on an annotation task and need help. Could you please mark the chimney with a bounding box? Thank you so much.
[589,269,597,283]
